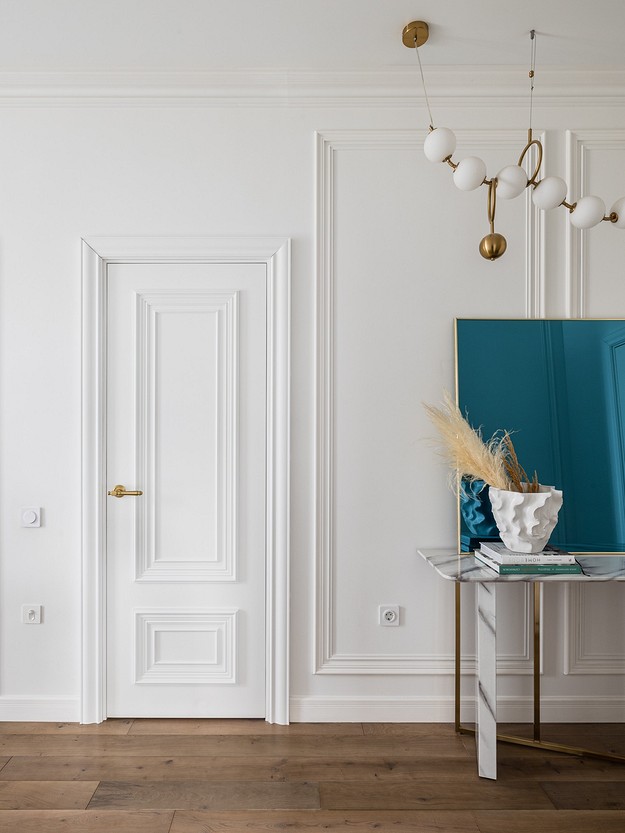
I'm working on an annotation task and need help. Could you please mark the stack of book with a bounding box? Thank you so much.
[475,541,582,575]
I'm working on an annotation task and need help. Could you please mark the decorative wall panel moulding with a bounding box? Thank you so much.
[315,130,541,675]
[565,129,625,318]
[2,68,625,107]
[564,585,625,675]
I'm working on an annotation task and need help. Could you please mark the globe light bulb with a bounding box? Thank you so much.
[423,127,457,163]
[496,165,528,200]
[532,176,568,210]
[453,156,487,192]
[569,196,606,229]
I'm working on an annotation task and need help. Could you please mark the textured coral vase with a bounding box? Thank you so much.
[488,484,564,553]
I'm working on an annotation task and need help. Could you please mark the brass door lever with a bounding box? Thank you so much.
[107,485,144,498]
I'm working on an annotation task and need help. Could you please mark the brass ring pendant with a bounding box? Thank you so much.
[518,138,543,186]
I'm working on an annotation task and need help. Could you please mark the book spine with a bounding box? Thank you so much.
[496,564,581,574]
[480,550,575,565]
[475,553,581,574]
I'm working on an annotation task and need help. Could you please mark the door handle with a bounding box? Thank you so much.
[107,484,144,498]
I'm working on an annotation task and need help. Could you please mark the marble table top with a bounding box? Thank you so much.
[418,549,625,582]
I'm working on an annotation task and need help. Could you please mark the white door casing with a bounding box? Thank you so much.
[81,237,290,724]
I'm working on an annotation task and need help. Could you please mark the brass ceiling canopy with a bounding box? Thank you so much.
[403,22,625,261]
[402,21,429,49]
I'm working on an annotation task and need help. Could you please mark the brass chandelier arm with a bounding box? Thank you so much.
[487,179,498,232]
[517,136,543,187]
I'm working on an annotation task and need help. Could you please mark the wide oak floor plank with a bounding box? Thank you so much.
[88,780,321,810]
[0,734,470,758]
[0,781,99,810]
[362,723,460,737]
[464,724,625,758]
[0,754,476,782]
[474,809,625,833]
[319,780,555,811]
[169,809,481,833]
[129,719,364,736]
[0,721,132,735]
[539,780,625,810]
[0,809,174,832]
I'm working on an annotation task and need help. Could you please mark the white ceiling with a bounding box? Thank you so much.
[1,0,624,73]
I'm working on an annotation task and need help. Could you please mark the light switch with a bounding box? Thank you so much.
[21,507,41,527]
[22,605,42,624]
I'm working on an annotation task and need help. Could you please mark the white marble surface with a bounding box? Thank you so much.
[476,581,497,779]
[418,548,625,582]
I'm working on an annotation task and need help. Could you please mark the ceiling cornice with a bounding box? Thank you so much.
[0,67,623,107]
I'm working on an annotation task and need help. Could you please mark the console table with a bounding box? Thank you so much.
[418,549,625,779]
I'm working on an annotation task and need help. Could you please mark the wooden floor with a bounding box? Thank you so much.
[0,721,623,831]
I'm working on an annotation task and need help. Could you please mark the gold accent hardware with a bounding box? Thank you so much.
[107,485,144,498]
[402,20,429,49]
[479,179,507,260]
[518,136,543,186]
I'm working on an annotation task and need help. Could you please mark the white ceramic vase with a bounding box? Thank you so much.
[488,484,563,553]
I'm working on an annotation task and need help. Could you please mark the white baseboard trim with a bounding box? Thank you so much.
[290,695,625,723]
[0,697,80,722]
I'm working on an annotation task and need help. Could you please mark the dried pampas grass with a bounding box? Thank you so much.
[423,391,537,492]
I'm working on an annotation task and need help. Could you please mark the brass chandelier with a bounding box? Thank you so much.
[403,21,625,260]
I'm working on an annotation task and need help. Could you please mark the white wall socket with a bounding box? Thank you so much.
[378,605,400,626]
[22,605,42,624]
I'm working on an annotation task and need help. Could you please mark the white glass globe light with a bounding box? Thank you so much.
[496,165,528,199]
[453,156,487,191]
[423,127,457,163]
[610,197,625,228]
[570,195,606,229]
[532,176,568,210]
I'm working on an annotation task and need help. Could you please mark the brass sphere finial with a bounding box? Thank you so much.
[479,233,507,261]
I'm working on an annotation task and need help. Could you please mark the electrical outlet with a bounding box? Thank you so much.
[379,605,400,626]
[22,605,42,624]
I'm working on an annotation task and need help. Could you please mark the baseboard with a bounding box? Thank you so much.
[289,695,625,723]
[0,697,80,722]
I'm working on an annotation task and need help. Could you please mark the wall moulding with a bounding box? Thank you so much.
[565,129,625,319]
[289,694,625,723]
[564,584,625,675]
[1,68,625,107]
[314,130,542,675]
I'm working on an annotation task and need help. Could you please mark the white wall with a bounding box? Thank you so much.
[1,70,625,721]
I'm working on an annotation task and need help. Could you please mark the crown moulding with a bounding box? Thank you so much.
[0,67,623,106]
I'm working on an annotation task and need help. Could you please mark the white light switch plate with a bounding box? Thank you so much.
[21,507,41,527]
[22,605,42,624]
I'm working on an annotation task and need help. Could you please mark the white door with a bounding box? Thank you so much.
[106,262,266,717]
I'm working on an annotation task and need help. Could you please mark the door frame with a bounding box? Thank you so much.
[81,236,290,724]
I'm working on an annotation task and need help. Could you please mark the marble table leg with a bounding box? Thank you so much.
[477,581,497,779]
